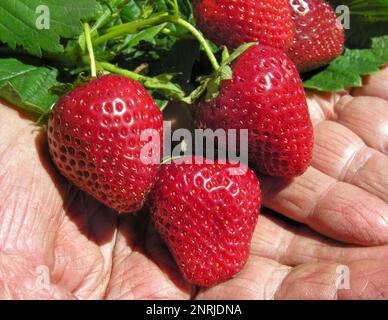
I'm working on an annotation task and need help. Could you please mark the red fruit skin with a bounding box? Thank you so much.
[193,0,295,51]
[287,0,345,73]
[194,45,314,178]
[150,156,261,287]
[48,75,163,213]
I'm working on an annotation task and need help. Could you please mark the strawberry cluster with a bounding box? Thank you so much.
[47,0,344,287]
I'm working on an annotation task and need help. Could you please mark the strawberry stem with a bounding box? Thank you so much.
[93,13,220,72]
[99,62,193,114]
[173,17,220,71]
[98,61,148,83]
[94,13,170,45]
[83,23,97,78]
[161,28,195,40]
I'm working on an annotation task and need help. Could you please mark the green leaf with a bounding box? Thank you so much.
[121,2,143,21]
[79,0,127,51]
[303,36,388,91]
[49,74,93,95]
[205,76,222,101]
[153,96,169,110]
[182,76,210,104]
[0,0,102,57]
[116,23,167,51]
[144,73,186,100]
[0,58,60,115]
[221,42,257,67]
[120,0,155,21]
[219,65,233,81]
[186,42,256,103]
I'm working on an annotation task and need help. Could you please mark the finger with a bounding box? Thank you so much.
[352,66,388,101]
[197,256,388,300]
[0,102,78,299]
[251,213,388,266]
[261,168,388,246]
[334,96,388,154]
[0,104,63,262]
[195,256,290,300]
[306,91,345,126]
[275,260,388,300]
[312,120,388,202]
[275,262,339,299]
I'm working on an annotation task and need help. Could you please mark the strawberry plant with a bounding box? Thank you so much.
[0,0,387,286]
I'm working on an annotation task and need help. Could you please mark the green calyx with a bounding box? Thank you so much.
[183,43,258,104]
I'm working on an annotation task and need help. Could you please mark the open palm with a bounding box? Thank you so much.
[0,68,387,300]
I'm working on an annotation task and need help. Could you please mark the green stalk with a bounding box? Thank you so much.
[79,0,128,50]
[98,61,149,83]
[93,0,129,31]
[99,62,193,118]
[83,23,97,77]
[173,17,220,71]
[94,13,170,45]
[161,28,195,40]
[94,14,220,71]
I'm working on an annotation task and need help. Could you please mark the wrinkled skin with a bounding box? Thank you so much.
[0,68,388,300]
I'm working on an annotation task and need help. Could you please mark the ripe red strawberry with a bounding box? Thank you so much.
[287,0,345,72]
[193,0,295,51]
[48,74,163,213]
[149,156,261,287]
[194,45,314,178]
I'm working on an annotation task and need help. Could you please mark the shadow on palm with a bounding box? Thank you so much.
[34,128,118,246]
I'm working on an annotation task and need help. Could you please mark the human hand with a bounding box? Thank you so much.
[0,68,387,300]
